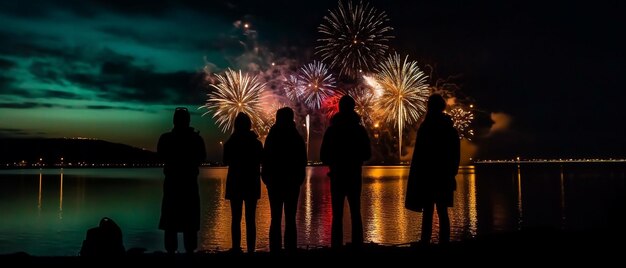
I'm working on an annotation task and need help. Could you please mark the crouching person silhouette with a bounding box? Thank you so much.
[80,217,125,256]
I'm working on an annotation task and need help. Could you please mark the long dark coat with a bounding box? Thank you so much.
[405,113,460,212]
[157,127,206,231]
[262,121,307,192]
[223,130,263,200]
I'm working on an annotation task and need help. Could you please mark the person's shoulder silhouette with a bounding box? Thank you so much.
[320,95,371,167]
[158,107,206,174]
[262,107,307,187]
[223,112,263,199]
[223,112,263,167]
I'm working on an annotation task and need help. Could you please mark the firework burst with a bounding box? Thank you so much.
[283,75,303,102]
[298,61,337,109]
[375,53,430,159]
[200,69,266,133]
[448,106,474,140]
[317,0,394,78]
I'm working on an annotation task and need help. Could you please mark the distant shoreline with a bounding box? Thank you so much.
[2,160,626,170]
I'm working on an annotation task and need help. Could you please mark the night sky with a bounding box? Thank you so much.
[1,0,624,161]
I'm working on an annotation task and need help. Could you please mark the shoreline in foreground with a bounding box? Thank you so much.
[2,228,621,265]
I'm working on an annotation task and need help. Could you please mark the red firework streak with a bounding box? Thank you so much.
[322,94,343,120]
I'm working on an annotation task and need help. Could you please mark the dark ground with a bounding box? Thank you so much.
[1,228,621,266]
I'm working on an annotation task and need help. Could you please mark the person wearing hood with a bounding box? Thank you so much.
[320,95,371,249]
[262,107,307,253]
[157,107,206,254]
[223,112,263,253]
[405,94,460,245]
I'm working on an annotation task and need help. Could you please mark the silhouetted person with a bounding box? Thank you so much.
[157,107,206,254]
[405,94,460,245]
[320,95,371,249]
[80,217,125,256]
[262,107,307,253]
[223,112,263,253]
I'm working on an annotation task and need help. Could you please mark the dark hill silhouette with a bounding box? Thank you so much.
[0,138,158,165]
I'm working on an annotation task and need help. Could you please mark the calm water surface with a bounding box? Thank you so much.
[0,165,623,255]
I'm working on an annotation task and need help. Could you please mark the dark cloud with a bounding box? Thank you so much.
[0,30,131,63]
[0,74,15,88]
[0,102,54,109]
[85,105,145,112]
[0,128,31,137]
[97,26,211,51]
[29,61,64,83]
[0,31,66,58]
[0,88,34,98]
[64,59,205,104]
[6,41,203,104]
[0,128,46,138]
[0,1,59,18]
[0,58,16,69]
[0,87,83,100]
[42,90,84,100]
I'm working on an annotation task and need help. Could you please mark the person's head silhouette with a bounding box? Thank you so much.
[173,107,190,128]
[234,112,252,132]
[275,107,294,125]
[427,94,446,114]
[339,95,356,113]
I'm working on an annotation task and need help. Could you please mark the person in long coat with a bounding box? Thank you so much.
[223,112,263,253]
[262,107,307,253]
[320,95,371,249]
[405,94,460,244]
[157,107,206,254]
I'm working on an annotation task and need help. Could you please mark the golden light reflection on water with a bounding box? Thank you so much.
[196,165,478,250]
[448,166,478,240]
[361,166,411,245]
[468,168,478,236]
[3,165,621,255]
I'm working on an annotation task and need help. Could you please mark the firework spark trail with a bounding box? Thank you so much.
[199,69,266,134]
[363,75,383,99]
[317,0,394,78]
[322,94,343,119]
[376,53,430,160]
[298,61,337,109]
[448,106,475,140]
